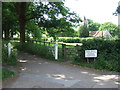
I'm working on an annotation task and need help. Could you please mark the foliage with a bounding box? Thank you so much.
[2,41,18,66]
[2,2,81,43]
[87,19,101,31]
[26,20,42,40]
[117,26,120,38]
[99,22,119,37]
[14,42,54,60]
[75,38,120,72]
[2,68,15,80]
[58,37,94,43]
[88,22,101,31]
[114,5,120,16]
[78,25,89,37]
[2,2,18,39]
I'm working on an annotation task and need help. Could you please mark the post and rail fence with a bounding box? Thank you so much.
[11,38,81,60]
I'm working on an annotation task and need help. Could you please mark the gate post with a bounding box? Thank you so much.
[44,41,45,46]
[8,43,11,57]
[55,43,58,60]
[75,44,79,53]
[62,44,66,60]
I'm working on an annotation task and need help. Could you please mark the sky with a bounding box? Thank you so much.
[64,0,119,25]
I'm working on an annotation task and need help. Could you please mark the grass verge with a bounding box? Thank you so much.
[1,68,15,80]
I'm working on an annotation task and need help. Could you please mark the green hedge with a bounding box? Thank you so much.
[58,37,94,43]
[14,42,54,60]
[75,38,120,72]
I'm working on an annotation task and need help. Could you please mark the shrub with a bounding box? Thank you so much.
[2,42,18,66]
[78,25,89,37]
[58,37,94,43]
[75,38,120,72]
[14,42,54,60]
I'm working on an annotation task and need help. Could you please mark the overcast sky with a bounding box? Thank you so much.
[64,0,119,25]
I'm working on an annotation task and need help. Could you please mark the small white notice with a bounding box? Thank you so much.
[85,50,97,58]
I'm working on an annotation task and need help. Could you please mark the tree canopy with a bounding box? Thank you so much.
[87,19,101,31]
[99,22,119,37]
[2,2,18,39]
[78,25,89,37]
[2,2,81,42]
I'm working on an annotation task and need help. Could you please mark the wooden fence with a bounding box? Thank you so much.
[61,44,80,60]
[12,39,81,60]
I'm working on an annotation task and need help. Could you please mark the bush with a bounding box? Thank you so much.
[75,38,120,72]
[2,41,18,66]
[78,25,89,37]
[14,42,54,60]
[58,37,94,43]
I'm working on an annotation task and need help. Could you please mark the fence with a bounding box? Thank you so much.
[12,39,81,60]
[61,44,80,60]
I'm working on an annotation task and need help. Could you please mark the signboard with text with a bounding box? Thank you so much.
[85,50,97,58]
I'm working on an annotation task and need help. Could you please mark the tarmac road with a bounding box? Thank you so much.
[2,52,119,88]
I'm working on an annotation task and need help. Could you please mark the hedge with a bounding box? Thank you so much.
[75,38,120,72]
[58,37,94,43]
[14,42,54,60]
[2,40,18,66]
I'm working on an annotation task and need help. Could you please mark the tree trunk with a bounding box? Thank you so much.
[4,29,9,40]
[19,18,26,43]
[11,31,14,38]
[18,2,26,43]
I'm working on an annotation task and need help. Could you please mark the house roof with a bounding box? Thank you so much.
[89,31,107,37]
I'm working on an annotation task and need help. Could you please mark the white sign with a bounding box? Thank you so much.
[85,50,97,58]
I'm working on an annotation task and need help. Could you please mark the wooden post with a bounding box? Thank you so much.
[94,58,96,62]
[44,42,45,46]
[87,58,89,63]
[75,44,79,57]
[49,42,50,46]
[39,41,41,45]
[8,43,11,56]
[75,44,79,53]
[62,44,66,60]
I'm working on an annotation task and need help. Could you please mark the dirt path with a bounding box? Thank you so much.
[3,52,119,88]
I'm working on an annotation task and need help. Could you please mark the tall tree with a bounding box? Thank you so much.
[26,20,42,40]
[2,2,18,39]
[15,2,27,43]
[99,22,119,37]
[3,2,81,43]
[34,2,81,40]
[78,25,89,37]
[87,19,101,31]
[89,22,101,31]
[113,5,120,16]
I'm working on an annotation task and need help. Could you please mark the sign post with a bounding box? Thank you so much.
[85,50,97,63]
[8,43,11,57]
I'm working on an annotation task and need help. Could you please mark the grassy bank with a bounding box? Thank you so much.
[0,68,15,80]
[2,40,18,80]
